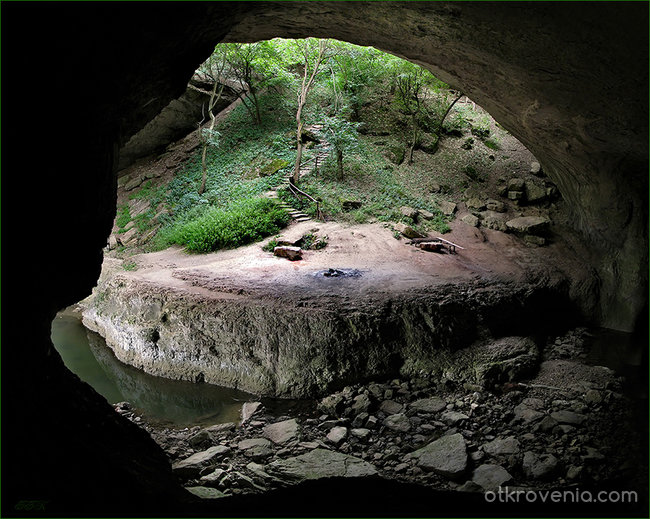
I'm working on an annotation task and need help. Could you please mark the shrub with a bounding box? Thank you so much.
[159,198,290,253]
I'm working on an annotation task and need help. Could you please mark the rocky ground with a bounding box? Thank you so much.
[115,328,647,507]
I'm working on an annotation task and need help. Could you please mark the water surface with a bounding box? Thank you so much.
[51,307,256,427]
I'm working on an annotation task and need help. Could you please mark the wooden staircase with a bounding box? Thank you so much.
[264,124,330,223]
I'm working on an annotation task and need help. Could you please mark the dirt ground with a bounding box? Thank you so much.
[107,215,589,304]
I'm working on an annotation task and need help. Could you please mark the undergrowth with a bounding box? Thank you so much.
[155,198,290,253]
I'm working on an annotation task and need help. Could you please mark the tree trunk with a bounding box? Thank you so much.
[292,39,328,185]
[337,149,344,178]
[293,121,303,184]
[198,81,225,195]
[408,113,417,164]
[433,91,464,150]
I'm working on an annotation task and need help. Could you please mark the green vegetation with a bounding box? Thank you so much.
[122,260,138,271]
[116,37,511,253]
[155,198,289,253]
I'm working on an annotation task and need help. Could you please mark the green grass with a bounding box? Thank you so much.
[154,198,290,253]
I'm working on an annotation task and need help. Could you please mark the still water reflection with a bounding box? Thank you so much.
[51,307,255,427]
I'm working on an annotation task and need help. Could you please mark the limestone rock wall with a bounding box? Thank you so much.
[82,275,577,398]
[117,78,238,171]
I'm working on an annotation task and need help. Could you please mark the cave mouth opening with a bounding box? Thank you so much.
[3,6,647,509]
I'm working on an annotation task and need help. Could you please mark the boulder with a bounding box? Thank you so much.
[472,464,513,490]
[441,410,469,425]
[437,200,457,215]
[350,428,371,440]
[237,438,273,460]
[482,215,507,232]
[525,180,547,203]
[274,246,303,261]
[266,448,377,482]
[522,451,559,480]
[461,214,480,227]
[466,198,486,210]
[418,209,435,220]
[483,436,521,456]
[505,216,550,235]
[407,433,468,479]
[400,206,419,219]
[530,161,542,175]
[513,404,545,424]
[394,223,424,239]
[384,413,411,433]
[318,394,345,416]
[124,174,145,192]
[410,397,447,414]
[200,468,227,487]
[473,336,540,387]
[263,419,300,445]
[550,410,586,426]
[507,178,525,191]
[117,227,137,246]
[241,402,263,424]
[351,393,372,415]
[172,445,231,477]
[485,199,506,212]
[379,400,403,415]
[326,426,348,446]
[507,190,524,201]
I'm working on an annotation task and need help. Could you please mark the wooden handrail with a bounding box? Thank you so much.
[288,180,324,221]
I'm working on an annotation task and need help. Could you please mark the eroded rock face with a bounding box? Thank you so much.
[117,77,238,171]
[82,275,574,398]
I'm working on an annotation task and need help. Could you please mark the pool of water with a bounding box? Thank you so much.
[51,306,257,427]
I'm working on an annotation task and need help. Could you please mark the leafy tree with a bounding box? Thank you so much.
[321,111,360,179]
[192,49,228,195]
[292,38,329,184]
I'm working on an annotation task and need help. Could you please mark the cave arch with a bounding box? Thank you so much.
[2,1,647,514]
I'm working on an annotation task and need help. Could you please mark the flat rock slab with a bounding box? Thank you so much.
[523,451,559,480]
[241,402,262,423]
[550,410,586,425]
[263,419,300,445]
[384,413,411,432]
[237,437,274,460]
[410,397,447,413]
[267,448,377,482]
[505,216,550,235]
[186,486,228,500]
[472,464,513,490]
[172,445,231,477]
[408,432,467,479]
[483,436,521,456]
[441,410,469,425]
[379,400,403,415]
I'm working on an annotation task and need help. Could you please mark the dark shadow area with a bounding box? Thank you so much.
[1,2,647,517]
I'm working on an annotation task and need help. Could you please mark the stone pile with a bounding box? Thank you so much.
[120,328,645,503]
